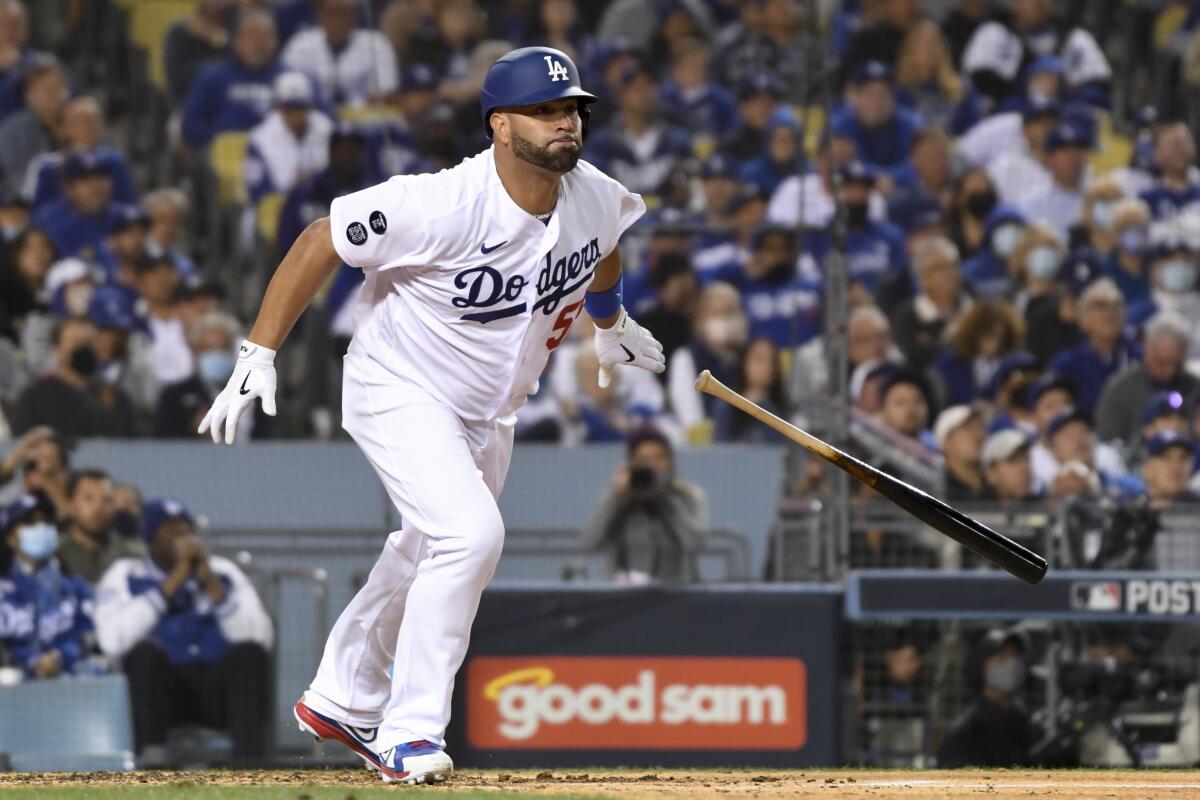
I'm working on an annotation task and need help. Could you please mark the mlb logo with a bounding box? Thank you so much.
[1070,581,1121,612]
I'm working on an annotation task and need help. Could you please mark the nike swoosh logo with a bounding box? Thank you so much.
[480,240,507,254]
[621,345,635,363]
[238,374,251,395]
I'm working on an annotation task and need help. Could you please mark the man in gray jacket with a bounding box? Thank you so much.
[581,427,710,584]
[1095,312,1200,444]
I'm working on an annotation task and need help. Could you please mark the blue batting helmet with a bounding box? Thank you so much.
[480,46,597,139]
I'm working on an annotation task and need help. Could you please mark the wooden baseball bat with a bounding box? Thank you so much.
[695,370,1048,584]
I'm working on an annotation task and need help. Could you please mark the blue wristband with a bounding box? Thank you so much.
[584,276,622,319]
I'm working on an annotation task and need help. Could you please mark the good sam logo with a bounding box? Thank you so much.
[466,656,806,750]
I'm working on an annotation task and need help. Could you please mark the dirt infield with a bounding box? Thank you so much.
[3,769,1200,798]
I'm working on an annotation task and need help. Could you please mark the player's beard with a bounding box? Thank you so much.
[511,129,580,173]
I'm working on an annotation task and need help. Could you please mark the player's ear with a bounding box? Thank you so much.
[492,111,510,145]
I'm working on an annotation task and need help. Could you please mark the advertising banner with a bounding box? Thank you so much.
[447,585,841,767]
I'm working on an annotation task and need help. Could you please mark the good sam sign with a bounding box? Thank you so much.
[466,656,807,750]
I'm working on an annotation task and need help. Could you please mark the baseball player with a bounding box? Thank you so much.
[199,47,664,784]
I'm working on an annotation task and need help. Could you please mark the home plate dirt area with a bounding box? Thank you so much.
[3,769,1200,799]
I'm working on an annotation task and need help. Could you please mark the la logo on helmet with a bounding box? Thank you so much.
[544,56,569,82]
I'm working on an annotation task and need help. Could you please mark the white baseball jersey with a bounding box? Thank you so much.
[328,147,645,421]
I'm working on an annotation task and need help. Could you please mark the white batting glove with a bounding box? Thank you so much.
[594,307,666,389]
[197,340,277,445]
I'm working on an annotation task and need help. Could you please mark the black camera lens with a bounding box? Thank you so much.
[629,466,656,491]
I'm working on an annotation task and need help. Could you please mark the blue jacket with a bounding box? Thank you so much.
[33,199,137,261]
[0,560,94,679]
[804,221,907,294]
[1139,183,1200,220]
[586,119,694,195]
[962,205,1027,299]
[181,59,281,147]
[931,350,980,407]
[1102,253,1151,307]
[94,556,273,666]
[830,104,924,185]
[716,264,823,348]
[28,147,138,212]
[660,80,739,137]
[1047,339,1139,415]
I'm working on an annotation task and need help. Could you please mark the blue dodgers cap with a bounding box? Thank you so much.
[1,490,55,533]
[1058,252,1103,297]
[1044,406,1092,441]
[1020,94,1060,122]
[1025,55,1064,79]
[109,204,149,234]
[737,71,786,100]
[837,160,876,186]
[87,284,141,332]
[1045,120,1094,151]
[983,351,1039,400]
[1142,390,1187,425]
[399,63,439,93]
[1146,430,1196,460]
[141,497,194,543]
[1026,374,1076,411]
[700,153,739,180]
[851,60,894,86]
[62,151,108,181]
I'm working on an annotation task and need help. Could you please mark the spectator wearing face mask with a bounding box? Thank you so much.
[937,628,1040,768]
[155,311,272,440]
[1101,199,1153,306]
[0,490,95,681]
[1009,222,1065,314]
[802,161,906,301]
[667,282,747,436]
[11,316,136,437]
[1046,279,1137,415]
[718,225,821,349]
[56,468,144,584]
[1127,239,1200,357]
[948,169,998,258]
[1075,177,1126,259]
[738,107,804,198]
[962,204,1027,299]
[1024,251,1099,366]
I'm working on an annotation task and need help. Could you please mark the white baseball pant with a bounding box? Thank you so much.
[304,354,514,750]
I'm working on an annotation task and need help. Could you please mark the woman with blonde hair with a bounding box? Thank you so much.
[894,19,981,134]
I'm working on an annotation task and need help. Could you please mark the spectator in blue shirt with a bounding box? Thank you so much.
[831,60,924,187]
[181,7,281,149]
[1047,278,1138,415]
[691,154,743,281]
[1102,198,1153,307]
[0,490,95,681]
[586,60,693,197]
[963,204,1028,299]
[32,152,135,262]
[1138,122,1200,220]
[1127,239,1200,335]
[660,37,738,139]
[803,161,907,299]
[717,224,821,348]
[25,97,137,213]
[95,498,273,765]
[739,106,803,197]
